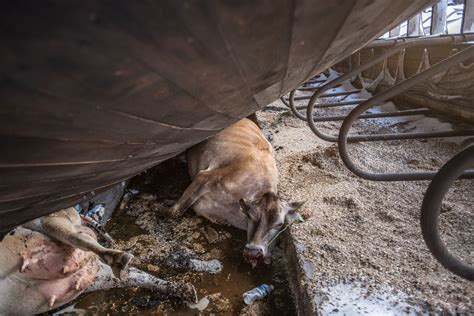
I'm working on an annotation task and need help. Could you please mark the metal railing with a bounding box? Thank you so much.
[382,0,474,37]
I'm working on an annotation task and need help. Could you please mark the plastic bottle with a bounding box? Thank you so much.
[243,284,274,305]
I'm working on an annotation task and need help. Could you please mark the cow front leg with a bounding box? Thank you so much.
[169,170,213,217]
[86,262,198,303]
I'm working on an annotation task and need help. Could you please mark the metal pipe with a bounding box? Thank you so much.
[296,86,322,91]
[431,0,448,34]
[305,34,474,135]
[337,46,474,181]
[421,145,474,280]
[289,89,361,99]
[313,108,432,122]
[316,99,367,108]
[304,79,326,84]
[280,96,290,108]
[309,120,474,143]
[297,83,343,91]
[294,100,366,111]
[366,33,474,49]
[461,0,474,33]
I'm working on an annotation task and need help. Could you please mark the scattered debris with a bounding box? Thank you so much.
[239,301,270,316]
[187,296,210,311]
[207,292,231,313]
[243,284,274,305]
[201,226,221,244]
[86,262,198,304]
[119,192,133,210]
[75,203,115,245]
[165,248,223,274]
[189,258,222,274]
[138,193,156,201]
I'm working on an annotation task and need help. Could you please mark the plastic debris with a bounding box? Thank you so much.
[243,284,274,305]
[119,192,133,210]
[187,296,210,311]
[75,203,114,245]
[86,204,105,222]
[128,188,140,195]
[188,258,223,274]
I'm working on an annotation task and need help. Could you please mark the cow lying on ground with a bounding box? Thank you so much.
[0,207,197,314]
[170,118,303,266]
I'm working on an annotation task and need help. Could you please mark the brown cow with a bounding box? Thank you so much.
[170,118,303,266]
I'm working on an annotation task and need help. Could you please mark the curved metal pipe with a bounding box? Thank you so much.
[280,96,290,108]
[337,46,474,181]
[306,34,474,140]
[421,145,474,280]
[289,89,306,120]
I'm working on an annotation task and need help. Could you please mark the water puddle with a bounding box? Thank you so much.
[316,281,423,316]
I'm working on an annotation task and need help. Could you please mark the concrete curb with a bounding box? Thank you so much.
[284,231,318,315]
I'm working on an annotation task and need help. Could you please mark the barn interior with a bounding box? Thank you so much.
[0,1,473,315]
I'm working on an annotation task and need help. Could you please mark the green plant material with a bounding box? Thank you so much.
[267,214,305,247]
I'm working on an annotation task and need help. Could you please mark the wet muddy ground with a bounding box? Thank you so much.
[68,157,296,315]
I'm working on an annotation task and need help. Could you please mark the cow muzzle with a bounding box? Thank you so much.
[243,244,270,267]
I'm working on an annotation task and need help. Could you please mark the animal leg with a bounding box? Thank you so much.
[86,262,198,303]
[169,170,213,217]
[38,214,133,278]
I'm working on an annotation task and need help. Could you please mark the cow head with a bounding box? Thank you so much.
[239,192,303,267]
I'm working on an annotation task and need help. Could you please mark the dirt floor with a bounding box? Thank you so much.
[259,84,473,314]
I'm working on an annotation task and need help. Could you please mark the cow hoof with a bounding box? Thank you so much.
[167,205,184,218]
[105,251,134,279]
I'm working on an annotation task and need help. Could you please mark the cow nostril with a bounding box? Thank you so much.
[245,244,264,255]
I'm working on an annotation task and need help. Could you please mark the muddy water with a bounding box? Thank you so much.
[69,158,296,315]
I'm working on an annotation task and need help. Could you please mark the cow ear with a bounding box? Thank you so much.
[261,192,278,203]
[284,200,305,215]
[239,199,251,217]
[284,200,305,223]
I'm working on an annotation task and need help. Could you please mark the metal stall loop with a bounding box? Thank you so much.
[421,145,474,280]
[337,45,474,181]
[303,34,474,143]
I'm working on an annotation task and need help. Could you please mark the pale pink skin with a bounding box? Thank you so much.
[0,227,99,314]
[0,221,198,314]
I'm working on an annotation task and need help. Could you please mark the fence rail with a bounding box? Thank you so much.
[382,0,474,38]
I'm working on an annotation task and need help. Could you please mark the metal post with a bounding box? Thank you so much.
[389,25,400,38]
[462,0,474,33]
[408,14,423,36]
[431,0,448,34]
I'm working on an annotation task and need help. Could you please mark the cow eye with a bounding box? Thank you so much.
[274,222,284,229]
[241,207,250,218]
